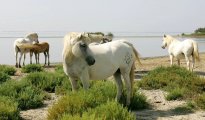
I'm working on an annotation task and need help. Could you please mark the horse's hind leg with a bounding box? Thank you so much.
[185,55,191,70]
[23,53,26,66]
[47,51,50,66]
[121,69,131,106]
[30,52,33,64]
[44,52,47,66]
[15,51,18,67]
[170,55,174,66]
[191,55,195,71]
[18,53,23,68]
[114,69,123,102]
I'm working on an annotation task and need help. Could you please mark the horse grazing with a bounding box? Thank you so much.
[63,33,141,105]
[14,33,39,68]
[161,35,200,71]
[16,42,50,66]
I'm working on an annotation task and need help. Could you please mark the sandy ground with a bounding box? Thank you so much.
[15,53,205,120]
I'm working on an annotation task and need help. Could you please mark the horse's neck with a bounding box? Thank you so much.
[168,38,180,46]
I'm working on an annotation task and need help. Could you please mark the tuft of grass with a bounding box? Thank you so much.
[0,96,20,120]
[21,64,44,73]
[0,72,10,83]
[195,93,205,110]
[166,87,185,100]
[0,65,16,75]
[55,64,64,74]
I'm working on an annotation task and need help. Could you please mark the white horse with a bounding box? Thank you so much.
[161,35,200,71]
[63,33,141,105]
[14,33,39,68]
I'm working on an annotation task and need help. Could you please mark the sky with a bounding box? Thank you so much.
[0,0,205,33]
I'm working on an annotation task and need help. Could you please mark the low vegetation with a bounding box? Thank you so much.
[21,64,44,73]
[0,96,20,120]
[48,80,147,120]
[0,72,10,83]
[138,65,205,109]
[0,65,16,75]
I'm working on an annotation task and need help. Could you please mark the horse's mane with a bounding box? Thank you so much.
[164,35,179,45]
[25,33,38,40]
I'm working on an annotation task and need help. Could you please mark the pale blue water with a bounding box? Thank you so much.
[0,32,204,65]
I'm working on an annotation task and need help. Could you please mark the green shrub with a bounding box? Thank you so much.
[84,101,135,120]
[0,65,16,75]
[47,94,88,120]
[166,87,185,100]
[48,81,146,119]
[21,64,44,73]
[0,80,45,110]
[0,72,10,83]
[60,101,135,120]
[23,72,69,92]
[138,66,205,99]
[0,96,20,120]
[17,86,44,109]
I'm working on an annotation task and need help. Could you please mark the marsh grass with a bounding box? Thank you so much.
[0,72,10,83]
[138,65,205,109]
[0,80,45,110]
[23,71,69,92]
[0,96,20,120]
[48,81,147,120]
[0,65,16,75]
[21,64,44,73]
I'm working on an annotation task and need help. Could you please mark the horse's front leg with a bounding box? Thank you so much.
[170,55,174,66]
[80,69,90,90]
[113,69,123,102]
[70,77,78,91]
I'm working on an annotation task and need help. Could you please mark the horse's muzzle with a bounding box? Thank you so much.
[85,56,95,66]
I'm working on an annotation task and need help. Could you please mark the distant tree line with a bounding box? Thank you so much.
[194,27,205,33]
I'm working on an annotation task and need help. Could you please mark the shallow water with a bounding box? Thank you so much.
[0,33,205,65]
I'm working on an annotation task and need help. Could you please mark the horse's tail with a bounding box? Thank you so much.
[122,40,142,65]
[192,41,200,62]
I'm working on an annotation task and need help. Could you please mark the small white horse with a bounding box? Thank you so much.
[63,33,141,105]
[14,33,39,68]
[161,35,200,71]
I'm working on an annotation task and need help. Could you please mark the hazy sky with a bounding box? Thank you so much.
[0,0,204,33]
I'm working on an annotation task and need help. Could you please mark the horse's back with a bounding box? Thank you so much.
[88,40,135,80]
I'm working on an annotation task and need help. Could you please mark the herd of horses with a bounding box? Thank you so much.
[14,32,201,105]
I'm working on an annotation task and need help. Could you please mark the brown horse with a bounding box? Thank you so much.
[16,42,50,67]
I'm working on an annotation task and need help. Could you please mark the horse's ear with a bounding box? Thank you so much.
[164,34,166,38]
